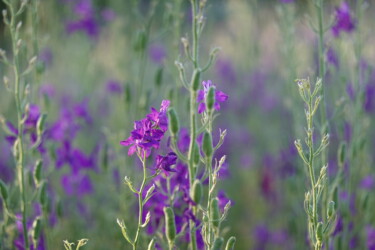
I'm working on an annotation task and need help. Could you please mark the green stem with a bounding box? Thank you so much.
[8,3,29,248]
[133,155,147,250]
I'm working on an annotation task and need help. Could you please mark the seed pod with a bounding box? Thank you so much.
[202,132,213,158]
[327,201,335,218]
[155,67,163,87]
[190,179,203,205]
[206,86,215,112]
[210,198,220,228]
[147,238,156,250]
[32,217,42,245]
[191,69,201,91]
[164,207,176,244]
[225,236,236,250]
[316,222,323,242]
[168,108,179,137]
[337,142,346,167]
[39,182,47,207]
[36,114,47,136]
[34,159,43,186]
[193,143,200,165]
[211,237,224,250]
[0,179,8,200]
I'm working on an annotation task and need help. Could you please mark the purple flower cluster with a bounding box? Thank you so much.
[332,2,356,37]
[5,104,45,153]
[197,80,228,114]
[121,100,170,157]
[65,0,115,39]
[46,97,97,197]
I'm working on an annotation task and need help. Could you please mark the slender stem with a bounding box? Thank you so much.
[133,155,147,250]
[8,3,29,248]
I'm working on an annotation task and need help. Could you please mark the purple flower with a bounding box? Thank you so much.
[364,83,375,113]
[121,100,170,157]
[105,80,123,94]
[360,175,375,190]
[149,44,166,64]
[197,80,228,114]
[332,2,355,37]
[217,190,231,211]
[367,226,375,250]
[101,8,116,22]
[327,47,339,68]
[39,84,56,98]
[61,173,93,197]
[155,152,177,174]
[215,58,237,83]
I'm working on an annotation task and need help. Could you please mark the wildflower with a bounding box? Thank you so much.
[105,80,123,94]
[367,226,375,250]
[332,2,355,37]
[149,44,166,64]
[121,100,170,157]
[197,80,228,114]
[155,152,178,174]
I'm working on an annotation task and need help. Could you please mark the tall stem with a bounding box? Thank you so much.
[7,2,29,248]
[133,155,147,250]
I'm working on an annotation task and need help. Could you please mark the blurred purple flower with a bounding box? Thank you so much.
[39,83,56,98]
[197,80,228,114]
[61,173,93,196]
[215,58,237,83]
[74,98,92,124]
[66,0,99,38]
[177,128,190,153]
[217,190,231,211]
[364,83,375,113]
[360,175,374,190]
[38,48,53,67]
[327,47,339,68]
[105,79,123,94]
[149,44,166,64]
[367,226,375,250]
[332,2,355,37]
[101,8,116,22]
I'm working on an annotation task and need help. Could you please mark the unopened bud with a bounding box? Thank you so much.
[211,237,224,250]
[327,201,335,218]
[190,179,203,205]
[3,76,9,89]
[168,108,179,137]
[147,238,156,250]
[202,132,213,158]
[181,37,189,49]
[225,236,236,250]
[210,198,220,228]
[17,21,22,30]
[193,143,200,165]
[29,56,37,65]
[316,222,323,242]
[164,207,176,244]
[337,142,346,167]
[206,86,215,112]
[0,179,9,200]
[191,69,201,91]
[32,217,42,245]
[34,160,43,186]
[17,39,22,48]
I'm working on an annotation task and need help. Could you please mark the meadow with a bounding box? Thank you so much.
[0,0,374,249]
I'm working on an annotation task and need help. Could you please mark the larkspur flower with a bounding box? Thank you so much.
[367,226,375,250]
[105,80,123,94]
[331,2,355,37]
[155,152,178,174]
[197,80,228,114]
[120,100,170,157]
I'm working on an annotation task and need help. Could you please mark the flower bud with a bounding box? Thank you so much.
[0,179,8,201]
[39,181,47,207]
[36,114,47,137]
[168,108,179,137]
[164,207,176,244]
[210,198,220,228]
[316,222,323,242]
[337,142,346,167]
[190,179,203,205]
[202,132,213,158]
[327,201,335,218]
[34,159,43,186]
[193,143,200,165]
[191,69,201,91]
[211,237,224,250]
[206,86,215,112]
[32,217,42,246]
[225,236,236,250]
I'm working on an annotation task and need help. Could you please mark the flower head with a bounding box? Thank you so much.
[197,80,228,114]
[121,100,170,157]
[155,152,177,174]
[332,2,355,37]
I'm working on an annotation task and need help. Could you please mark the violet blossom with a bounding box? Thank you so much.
[197,80,228,114]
